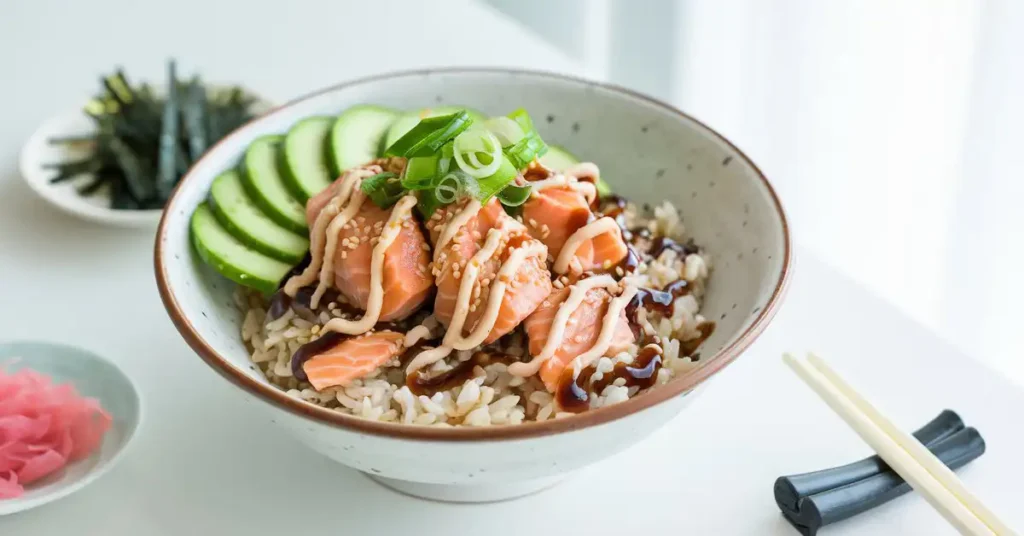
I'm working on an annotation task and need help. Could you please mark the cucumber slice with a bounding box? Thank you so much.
[209,170,310,264]
[241,135,308,234]
[328,105,399,176]
[283,116,335,202]
[541,145,612,196]
[382,106,487,154]
[191,204,291,295]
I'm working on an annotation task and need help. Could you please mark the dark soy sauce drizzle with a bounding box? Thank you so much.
[290,331,351,382]
[649,236,699,259]
[679,322,716,357]
[406,351,517,397]
[614,245,641,275]
[556,345,664,413]
[625,281,693,329]
[267,253,311,319]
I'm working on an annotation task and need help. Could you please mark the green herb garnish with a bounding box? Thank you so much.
[496,183,533,207]
[384,111,473,158]
[360,172,405,208]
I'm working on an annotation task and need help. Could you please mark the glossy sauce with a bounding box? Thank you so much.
[613,245,641,275]
[649,236,698,259]
[679,321,715,357]
[556,345,664,413]
[267,253,312,319]
[624,281,696,340]
[523,160,554,182]
[406,351,517,396]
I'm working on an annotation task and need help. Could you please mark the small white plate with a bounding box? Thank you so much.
[0,341,142,516]
[19,91,273,229]
[19,110,164,228]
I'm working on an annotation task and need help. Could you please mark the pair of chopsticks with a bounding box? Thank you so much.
[783,353,1013,535]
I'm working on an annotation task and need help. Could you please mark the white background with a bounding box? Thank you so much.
[487,0,1024,387]
[1,1,1023,534]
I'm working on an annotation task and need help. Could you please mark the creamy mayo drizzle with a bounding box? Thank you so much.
[405,226,504,373]
[529,174,597,205]
[563,162,600,183]
[310,190,366,307]
[405,222,545,374]
[283,166,380,299]
[568,284,639,371]
[321,195,418,335]
[456,240,546,349]
[433,199,482,262]
[552,217,620,273]
[403,324,433,348]
[507,274,619,377]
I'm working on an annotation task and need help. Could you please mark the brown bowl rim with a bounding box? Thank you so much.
[154,67,792,442]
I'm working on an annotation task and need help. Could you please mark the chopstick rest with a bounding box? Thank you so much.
[777,424,986,535]
[782,353,1011,535]
[775,409,965,514]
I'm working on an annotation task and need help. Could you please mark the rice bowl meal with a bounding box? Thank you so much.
[190,105,716,427]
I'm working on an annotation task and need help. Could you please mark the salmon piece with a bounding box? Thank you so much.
[522,186,628,273]
[423,197,507,246]
[302,330,405,390]
[430,199,553,342]
[306,179,433,322]
[521,186,591,258]
[524,284,635,392]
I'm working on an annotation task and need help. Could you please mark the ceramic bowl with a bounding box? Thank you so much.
[0,341,141,515]
[154,68,791,502]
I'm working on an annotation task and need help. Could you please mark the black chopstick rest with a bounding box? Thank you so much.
[775,409,964,514]
[774,410,986,536]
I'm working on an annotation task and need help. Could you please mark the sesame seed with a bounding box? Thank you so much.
[340,251,348,259]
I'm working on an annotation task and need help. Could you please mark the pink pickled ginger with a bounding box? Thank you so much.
[0,366,111,499]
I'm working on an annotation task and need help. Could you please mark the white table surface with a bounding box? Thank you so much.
[3,2,1024,535]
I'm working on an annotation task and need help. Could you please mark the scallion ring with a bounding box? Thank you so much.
[453,128,503,178]
[434,173,462,204]
[484,116,526,147]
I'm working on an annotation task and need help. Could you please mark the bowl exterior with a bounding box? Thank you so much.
[245,382,704,485]
[156,68,789,486]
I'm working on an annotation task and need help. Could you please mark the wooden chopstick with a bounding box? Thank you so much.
[804,353,1013,535]
[783,353,1012,536]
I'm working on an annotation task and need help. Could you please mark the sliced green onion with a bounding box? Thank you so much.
[507,108,536,132]
[505,133,549,170]
[434,173,461,204]
[453,128,502,178]
[475,156,518,202]
[437,141,454,176]
[384,111,472,158]
[499,109,548,170]
[496,183,533,207]
[401,156,437,190]
[360,172,405,208]
[484,116,525,147]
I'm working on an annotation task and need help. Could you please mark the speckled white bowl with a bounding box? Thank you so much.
[155,68,791,502]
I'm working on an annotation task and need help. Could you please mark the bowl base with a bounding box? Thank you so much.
[366,473,567,503]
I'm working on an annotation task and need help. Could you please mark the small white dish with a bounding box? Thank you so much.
[19,110,164,228]
[20,90,273,229]
[0,341,142,516]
